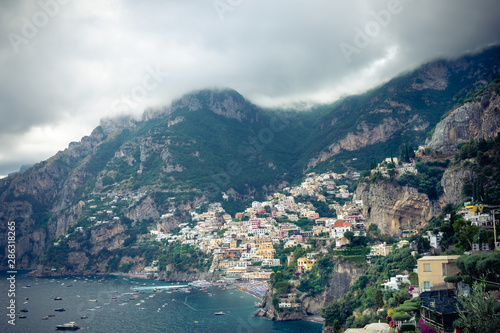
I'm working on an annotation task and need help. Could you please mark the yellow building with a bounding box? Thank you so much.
[257,242,274,249]
[417,256,460,291]
[370,242,393,256]
[297,257,316,272]
[230,239,238,249]
[257,248,276,259]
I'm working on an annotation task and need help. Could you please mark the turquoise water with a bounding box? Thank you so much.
[0,272,322,332]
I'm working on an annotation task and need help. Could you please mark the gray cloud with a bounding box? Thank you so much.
[1,0,500,176]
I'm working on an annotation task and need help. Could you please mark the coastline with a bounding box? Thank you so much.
[233,281,268,301]
[303,315,325,324]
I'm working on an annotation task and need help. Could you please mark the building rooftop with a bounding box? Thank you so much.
[419,289,460,315]
[418,255,460,261]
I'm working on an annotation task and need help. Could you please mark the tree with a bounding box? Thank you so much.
[455,280,500,332]
[408,272,419,286]
[391,311,411,322]
[453,218,480,251]
[332,319,341,333]
[344,231,354,241]
[417,236,431,253]
[374,289,384,309]
[456,252,500,283]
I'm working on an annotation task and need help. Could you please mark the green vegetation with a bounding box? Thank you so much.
[43,242,71,270]
[322,247,417,329]
[455,280,500,332]
[396,160,448,200]
[157,241,211,272]
[431,204,494,252]
[454,76,500,108]
[456,252,500,286]
[457,134,500,205]
[297,257,333,296]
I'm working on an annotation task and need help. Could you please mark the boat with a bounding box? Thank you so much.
[20,308,28,312]
[55,321,80,330]
[214,312,225,315]
[19,314,27,319]
[88,299,97,302]
[54,308,66,312]
[80,316,88,319]
[48,314,56,317]
[54,297,63,300]
[42,316,49,320]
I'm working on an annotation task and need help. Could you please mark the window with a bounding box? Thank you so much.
[424,281,431,289]
[423,263,431,272]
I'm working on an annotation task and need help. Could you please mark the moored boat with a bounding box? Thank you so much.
[214,311,225,315]
[56,321,80,330]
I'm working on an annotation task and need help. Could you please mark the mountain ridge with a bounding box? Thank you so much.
[1,46,500,271]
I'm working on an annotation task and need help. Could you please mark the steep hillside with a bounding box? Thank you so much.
[1,47,500,271]
[427,78,500,153]
[354,181,441,236]
[0,89,316,270]
[353,78,500,234]
[307,46,500,172]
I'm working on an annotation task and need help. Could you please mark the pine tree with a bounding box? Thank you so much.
[455,280,500,332]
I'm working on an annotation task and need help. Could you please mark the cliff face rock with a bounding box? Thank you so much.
[0,123,109,269]
[427,82,500,153]
[302,259,366,316]
[90,223,127,253]
[126,195,160,222]
[308,48,500,170]
[254,290,306,321]
[308,117,412,168]
[161,264,215,282]
[255,259,365,322]
[440,167,474,205]
[354,181,441,235]
[171,89,259,122]
[411,61,449,91]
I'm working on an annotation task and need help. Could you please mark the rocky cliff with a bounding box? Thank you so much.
[1,48,500,273]
[440,166,474,206]
[427,81,500,153]
[354,181,441,235]
[302,259,365,316]
[160,264,216,282]
[254,259,365,321]
[308,48,500,169]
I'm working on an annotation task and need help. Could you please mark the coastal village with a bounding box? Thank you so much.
[137,153,496,311]
[49,146,499,332]
[69,150,497,286]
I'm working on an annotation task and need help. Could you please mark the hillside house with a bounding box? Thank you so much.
[417,256,460,292]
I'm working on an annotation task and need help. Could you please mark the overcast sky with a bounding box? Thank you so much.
[1,0,499,177]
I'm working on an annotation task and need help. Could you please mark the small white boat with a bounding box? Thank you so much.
[55,321,79,330]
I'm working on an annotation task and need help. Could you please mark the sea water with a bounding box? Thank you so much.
[0,272,322,333]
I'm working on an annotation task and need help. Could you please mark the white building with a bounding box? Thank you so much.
[382,275,411,290]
